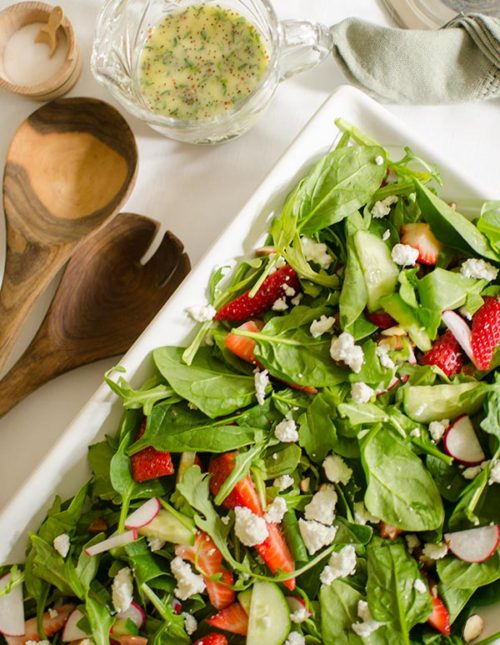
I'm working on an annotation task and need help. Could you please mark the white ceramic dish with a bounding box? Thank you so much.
[0,85,498,641]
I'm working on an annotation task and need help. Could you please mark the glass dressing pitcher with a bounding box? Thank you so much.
[91,0,333,144]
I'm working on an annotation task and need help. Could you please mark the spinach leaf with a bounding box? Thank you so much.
[367,539,432,642]
[439,584,475,623]
[282,510,309,565]
[477,201,500,254]
[426,456,467,502]
[418,268,485,313]
[263,444,301,479]
[154,346,258,418]
[335,517,373,546]
[437,552,500,589]
[337,402,388,426]
[88,440,120,503]
[481,385,500,444]
[299,393,346,462]
[448,468,489,530]
[124,540,167,586]
[415,181,498,261]
[361,426,444,531]
[339,218,368,331]
[320,580,364,645]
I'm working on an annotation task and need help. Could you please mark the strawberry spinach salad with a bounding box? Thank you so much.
[1,120,500,645]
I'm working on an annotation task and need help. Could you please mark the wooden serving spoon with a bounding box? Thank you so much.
[0,97,138,374]
[34,5,64,56]
[0,213,190,417]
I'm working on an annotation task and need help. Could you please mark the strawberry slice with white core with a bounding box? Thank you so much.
[85,529,138,556]
[117,601,146,628]
[400,223,443,265]
[124,498,161,529]
[441,310,473,361]
[62,609,89,642]
[443,416,486,465]
[0,573,24,636]
[444,525,500,563]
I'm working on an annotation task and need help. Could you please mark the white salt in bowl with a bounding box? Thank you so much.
[0,1,81,101]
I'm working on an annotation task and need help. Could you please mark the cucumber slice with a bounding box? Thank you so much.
[247,581,291,645]
[238,589,252,615]
[404,383,485,423]
[138,509,195,545]
[380,293,431,351]
[354,230,399,312]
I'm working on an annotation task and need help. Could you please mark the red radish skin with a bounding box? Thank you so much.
[85,529,138,556]
[443,416,486,465]
[0,573,25,637]
[286,596,311,621]
[444,525,500,563]
[441,310,473,360]
[4,605,75,645]
[124,498,161,529]
[117,600,146,627]
[62,609,89,642]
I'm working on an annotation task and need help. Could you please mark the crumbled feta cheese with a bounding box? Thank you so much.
[79,640,92,645]
[405,534,421,553]
[422,542,448,560]
[274,474,294,491]
[304,485,338,526]
[382,229,391,241]
[183,613,198,635]
[285,632,305,645]
[460,258,498,282]
[283,284,296,297]
[371,195,398,218]
[310,315,335,338]
[354,501,380,525]
[320,545,357,585]
[254,369,269,405]
[272,297,288,311]
[275,418,299,443]
[413,578,427,594]
[147,536,166,552]
[299,519,337,555]
[290,605,309,623]
[27,642,49,645]
[301,237,332,269]
[351,382,375,404]
[221,515,231,525]
[376,344,395,369]
[323,454,353,485]
[410,428,421,438]
[234,506,269,546]
[48,607,58,619]
[186,304,216,322]
[330,332,364,373]
[265,496,287,524]
[53,533,70,559]
[391,243,419,267]
[171,557,206,600]
[291,293,303,306]
[352,600,383,637]
[463,464,484,480]
[428,419,449,443]
[489,459,500,485]
[374,155,385,166]
[112,567,134,613]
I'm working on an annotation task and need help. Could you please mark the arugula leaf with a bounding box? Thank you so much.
[29,535,75,596]
[85,594,113,645]
[437,552,500,589]
[214,443,264,505]
[361,426,444,531]
[154,347,257,418]
[105,367,175,415]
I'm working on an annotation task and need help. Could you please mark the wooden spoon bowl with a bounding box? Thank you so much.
[0,97,137,373]
[0,213,190,417]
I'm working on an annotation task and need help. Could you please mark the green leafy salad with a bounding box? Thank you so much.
[1,120,500,645]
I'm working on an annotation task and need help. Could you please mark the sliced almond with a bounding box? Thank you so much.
[463,614,484,642]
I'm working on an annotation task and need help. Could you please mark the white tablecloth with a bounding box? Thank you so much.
[0,0,498,509]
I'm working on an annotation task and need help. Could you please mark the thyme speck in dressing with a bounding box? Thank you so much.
[139,4,269,120]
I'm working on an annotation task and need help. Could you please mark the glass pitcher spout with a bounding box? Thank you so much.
[278,20,333,80]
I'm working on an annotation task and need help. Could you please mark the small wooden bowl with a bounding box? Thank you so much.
[0,1,81,101]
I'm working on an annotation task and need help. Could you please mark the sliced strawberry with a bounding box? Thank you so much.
[206,602,249,636]
[194,634,228,645]
[4,605,75,645]
[131,420,174,483]
[427,595,451,636]
[225,320,264,365]
[420,330,464,377]
[365,310,397,329]
[400,223,443,265]
[470,296,500,370]
[214,265,300,322]
[209,452,263,516]
[255,522,296,591]
[379,522,403,540]
[176,532,235,610]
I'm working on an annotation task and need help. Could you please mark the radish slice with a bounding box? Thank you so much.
[62,609,89,642]
[443,416,486,465]
[117,601,145,628]
[85,529,138,556]
[445,525,500,563]
[442,310,473,360]
[0,573,25,636]
[286,596,311,622]
[125,498,161,529]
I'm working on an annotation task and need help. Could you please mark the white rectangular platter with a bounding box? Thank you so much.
[1,85,498,641]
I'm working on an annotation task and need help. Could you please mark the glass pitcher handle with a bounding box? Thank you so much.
[277,20,333,80]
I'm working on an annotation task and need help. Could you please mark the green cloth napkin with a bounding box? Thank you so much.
[330,13,500,103]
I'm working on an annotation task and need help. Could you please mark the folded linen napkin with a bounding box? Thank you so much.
[329,13,500,103]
